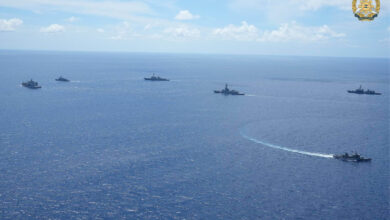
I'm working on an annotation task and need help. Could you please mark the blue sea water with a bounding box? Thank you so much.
[0,50,389,219]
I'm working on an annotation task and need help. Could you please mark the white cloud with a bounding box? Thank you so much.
[109,21,144,40]
[110,21,130,40]
[110,35,124,40]
[164,25,200,39]
[213,21,259,41]
[106,20,200,41]
[67,16,79,22]
[144,24,152,30]
[175,10,200,20]
[97,28,105,33]
[0,0,181,35]
[380,27,390,44]
[229,0,352,22]
[0,0,154,22]
[230,0,350,12]
[259,22,346,42]
[380,38,390,44]
[213,21,345,42]
[0,18,23,31]
[292,0,350,11]
[40,24,65,33]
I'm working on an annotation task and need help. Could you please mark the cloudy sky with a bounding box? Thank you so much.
[0,0,389,57]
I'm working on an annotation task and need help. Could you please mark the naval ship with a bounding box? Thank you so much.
[22,79,41,89]
[348,85,381,95]
[55,76,70,82]
[214,84,244,95]
[144,74,169,81]
[333,152,371,162]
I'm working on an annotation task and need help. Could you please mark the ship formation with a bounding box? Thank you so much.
[20,74,379,163]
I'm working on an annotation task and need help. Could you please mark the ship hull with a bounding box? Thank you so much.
[214,91,244,95]
[333,155,371,162]
[348,91,364,94]
[144,78,169,81]
[22,84,41,89]
[348,91,381,95]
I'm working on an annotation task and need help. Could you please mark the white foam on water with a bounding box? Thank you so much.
[240,131,334,158]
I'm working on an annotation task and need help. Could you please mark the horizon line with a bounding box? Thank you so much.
[1,48,389,60]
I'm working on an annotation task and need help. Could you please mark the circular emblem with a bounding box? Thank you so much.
[352,0,380,21]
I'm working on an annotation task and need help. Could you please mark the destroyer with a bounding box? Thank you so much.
[333,152,371,162]
[348,85,381,95]
[22,79,41,89]
[55,76,70,82]
[144,74,169,81]
[214,84,244,95]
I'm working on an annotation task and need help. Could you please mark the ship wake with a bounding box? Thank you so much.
[240,131,334,159]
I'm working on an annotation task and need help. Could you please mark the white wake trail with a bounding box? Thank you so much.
[240,132,334,158]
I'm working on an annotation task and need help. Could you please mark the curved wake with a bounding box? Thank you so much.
[240,131,334,158]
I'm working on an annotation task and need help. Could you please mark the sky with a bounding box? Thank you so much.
[0,0,389,57]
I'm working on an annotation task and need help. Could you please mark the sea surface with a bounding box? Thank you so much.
[0,51,389,219]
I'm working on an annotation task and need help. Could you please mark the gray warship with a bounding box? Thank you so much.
[214,84,244,95]
[144,74,169,81]
[55,76,70,82]
[22,79,41,89]
[348,85,381,95]
[333,152,371,162]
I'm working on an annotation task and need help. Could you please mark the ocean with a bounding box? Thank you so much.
[0,50,389,219]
